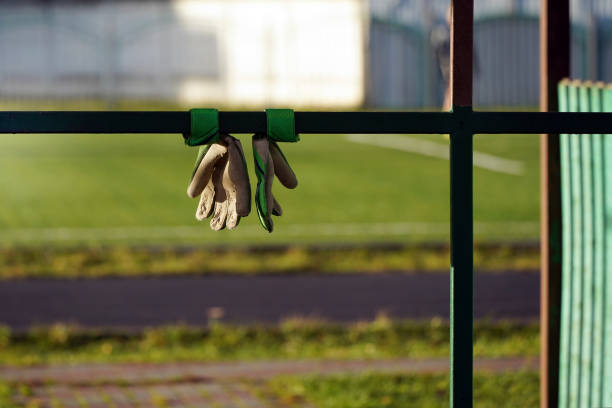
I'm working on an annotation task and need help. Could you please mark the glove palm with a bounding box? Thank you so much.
[187,134,250,230]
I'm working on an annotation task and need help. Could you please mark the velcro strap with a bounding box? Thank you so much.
[266,109,299,143]
[184,109,219,146]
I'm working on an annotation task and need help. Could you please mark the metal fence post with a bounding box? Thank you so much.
[540,1,569,407]
[450,118,474,408]
[449,0,474,406]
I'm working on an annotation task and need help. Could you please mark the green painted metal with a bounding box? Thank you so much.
[603,85,612,407]
[588,84,604,408]
[591,84,605,408]
[558,80,612,408]
[568,81,582,408]
[578,84,592,408]
[558,81,571,408]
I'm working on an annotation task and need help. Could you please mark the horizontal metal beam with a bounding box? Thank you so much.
[0,111,191,134]
[1,111,612,135]
[472,112,612,134]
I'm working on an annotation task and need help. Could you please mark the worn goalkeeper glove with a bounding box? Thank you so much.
[187,134,251,230]
[252,134,298,232]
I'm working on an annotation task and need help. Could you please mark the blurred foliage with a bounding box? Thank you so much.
[0,318,538,366]
[0,381,21,408]
[0,243,539,279]
[0,325,10,350]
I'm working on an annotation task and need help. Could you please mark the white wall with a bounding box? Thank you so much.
[0,0,366,108]
[173,0,365,107]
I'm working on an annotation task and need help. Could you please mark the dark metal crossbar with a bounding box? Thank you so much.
[2,110,612,135]
[2,107,611,408]
[1,1,610,407]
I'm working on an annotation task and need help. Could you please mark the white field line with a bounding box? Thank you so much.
[345,134,525,176]
[0,222,539,242]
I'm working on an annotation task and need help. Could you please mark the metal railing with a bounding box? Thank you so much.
[1,1,612,407]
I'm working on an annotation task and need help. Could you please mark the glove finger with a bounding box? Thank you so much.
[272,195,282,216]
[187,142,227,198]
[210,199,228,231]
[225,135,251,217]
[189,144,211,198]
[269,141,298,189]
[195,181,215,221]
[225,197,239,230]
[263,152,275,229]
[227,215,241,230]
[209,154,229,231]
[223,155,240,230]
[252,135,274,232]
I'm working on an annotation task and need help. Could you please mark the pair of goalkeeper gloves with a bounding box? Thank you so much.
[184,109,298,232]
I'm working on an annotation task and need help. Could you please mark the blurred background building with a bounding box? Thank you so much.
[0,0,611,108]
[0,0,366,108]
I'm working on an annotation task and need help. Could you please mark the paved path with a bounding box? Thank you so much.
[0,271,538,330]
[0,357,539,383]
[2,357,537,408]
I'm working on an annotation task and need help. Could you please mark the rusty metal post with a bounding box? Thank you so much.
[449,0,474,407]
[450,0,473,109]
[540,1,569,407]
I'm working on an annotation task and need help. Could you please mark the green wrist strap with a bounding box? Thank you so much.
[266,109,299,143]
[184,109,220,146]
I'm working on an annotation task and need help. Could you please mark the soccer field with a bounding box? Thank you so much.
[0,130,539,246]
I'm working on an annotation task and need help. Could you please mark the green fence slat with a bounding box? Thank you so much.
[558,80,572,408]
[567,81,584,408]
[603,85,612,407]
[559,81,612,408]
[578,84,594,408]
[589,83,605,408]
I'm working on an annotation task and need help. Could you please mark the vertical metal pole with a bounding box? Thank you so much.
[450,0,473,109]
[450,0,474,407]
[540,1,569,407]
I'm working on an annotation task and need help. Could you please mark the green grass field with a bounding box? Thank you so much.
[0,371,539,408]
[0,127,540,246]
[266,371,539,408]
[0,318,538,366]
